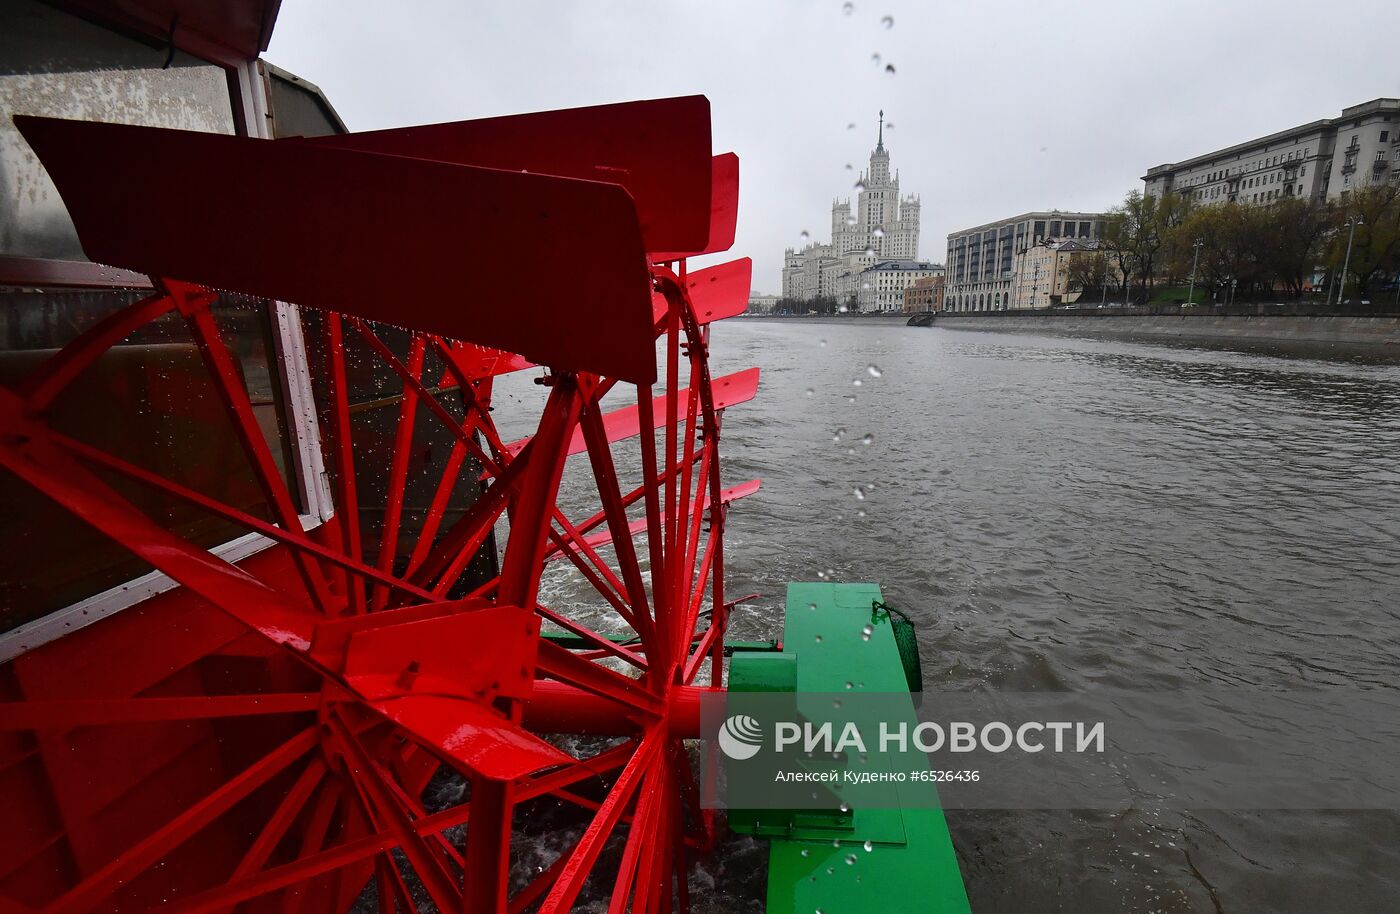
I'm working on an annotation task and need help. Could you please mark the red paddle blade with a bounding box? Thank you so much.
[301,96,714,254]
[503,366,761,457]
[651,152,739,261]
[686,257,752,325]
[16,115,658,384]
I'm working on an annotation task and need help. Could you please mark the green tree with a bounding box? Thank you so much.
[1328,184,1400,299]
[1103,191,1194,302]
[1264,196,1335,298]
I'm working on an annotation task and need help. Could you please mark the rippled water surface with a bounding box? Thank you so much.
[704,318,1400,912]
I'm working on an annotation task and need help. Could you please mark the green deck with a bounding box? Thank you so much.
[733,582,971,914]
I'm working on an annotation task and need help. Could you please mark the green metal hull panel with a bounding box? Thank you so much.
[757,582,972,914]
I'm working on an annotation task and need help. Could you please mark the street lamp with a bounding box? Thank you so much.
[1187,238,1203,305]
[1335,215,1364,307]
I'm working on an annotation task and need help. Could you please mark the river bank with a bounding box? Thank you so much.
[931,312,1400,356]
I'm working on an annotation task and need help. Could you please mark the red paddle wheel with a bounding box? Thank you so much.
[0,97,758,912]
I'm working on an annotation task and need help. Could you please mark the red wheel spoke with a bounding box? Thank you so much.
[403,437,470,579]
[496,378,583,610]
[46,728,317,914]
[372,335,428,610]
[462,776,512,914]
[50,428,436,603]
[410,447,529,591]
[545,526,645,635]
[541,450,702,559]
[579,400,654,625]
[374,854,413,914]
[507,837,575,914]
[18,288,179,414]
[535,604,648,670]
[537,729,662,914]
[609,760,666,914]
[634,385,669,652]
[226,757,327,887]
[350,319,501,476]
[535,641,662,716]
[661,305,681,671]
[0,408,316,647]
[517,739,637,802]
[323,312,368,612]
[326,715,462,914]
[178,288,336,615]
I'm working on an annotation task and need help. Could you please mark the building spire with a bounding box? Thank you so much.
[877,109,884,151]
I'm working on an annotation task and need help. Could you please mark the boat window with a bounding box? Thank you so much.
[1,0,237,262]
[0,289,298,632]
[0,1,314,635]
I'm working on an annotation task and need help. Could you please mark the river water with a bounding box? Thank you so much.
[702,318,1400,913]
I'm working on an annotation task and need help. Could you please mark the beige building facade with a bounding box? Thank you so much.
[944,211,1106,312]
[1143,98,1400,206]
[1009,239,1102,309]
[857,260,943,312]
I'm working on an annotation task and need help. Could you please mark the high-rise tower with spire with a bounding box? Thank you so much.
[782,113,930,308]
[830,110,920,262]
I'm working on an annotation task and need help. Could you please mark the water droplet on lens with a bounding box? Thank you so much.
[809,602,818,611]
[853,488,865,500]
[844,162,853,171]
[852,378,863,387]
[846,215,857,225]
[855,508,866,516]
[820,338,828,347]
[832,427,847,442]
[854,181,866,192]
[861,433,873,445]
[884,63,896,76]
[864,839,874,852]
[805,387,815,397]
[866,364,883,377]
[799,229,810,243]
[839,802,850,812]
[881,14,894,28]
[833,839,842,848]
[846,122,856,130]
[863,247,874,257]
[846,852,859,864]
[845,681,853,689]
[873,227,885,238]
[871,53,881,65]
[801,848,810,857]
[838,304,848,313]
[814,634,824,643]
[841,0,853,13]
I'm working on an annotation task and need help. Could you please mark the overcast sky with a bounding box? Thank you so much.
[267,0,1400,294]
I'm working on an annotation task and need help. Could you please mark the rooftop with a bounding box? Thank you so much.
[1142,97,1400,179]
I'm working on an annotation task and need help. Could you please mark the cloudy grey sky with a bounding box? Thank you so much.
[267,0,1400,294]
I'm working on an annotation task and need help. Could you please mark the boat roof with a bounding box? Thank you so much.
[56,0,281,59]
